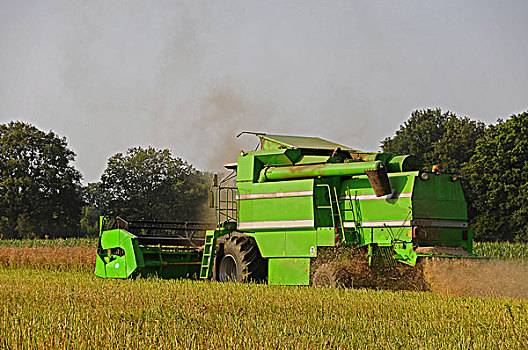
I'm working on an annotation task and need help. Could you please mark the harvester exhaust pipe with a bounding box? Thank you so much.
[365,166,392,197]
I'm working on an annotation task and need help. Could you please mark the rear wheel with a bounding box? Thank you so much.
[215,233,267,282]
[312,262,353,288]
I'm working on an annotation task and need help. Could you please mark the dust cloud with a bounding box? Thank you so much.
[190,86,275,171]
[312,247,528,300]
[423,259,528,299]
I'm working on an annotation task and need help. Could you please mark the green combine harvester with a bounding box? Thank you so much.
[95,133,477,285]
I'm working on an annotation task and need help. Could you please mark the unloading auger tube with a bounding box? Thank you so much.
[95,133,483,287]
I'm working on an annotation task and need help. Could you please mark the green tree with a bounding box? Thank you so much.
[79,183,105,236]
[99,147,210,222]
[462,112,528,241]
[80,206,101,236]
[381,109,485,173]
[433,116,486,173]
[381,109,487,238]
[382,109,450,169]
[0,121,82,238]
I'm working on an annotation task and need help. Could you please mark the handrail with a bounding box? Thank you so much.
[315,184,335,228]
[215,186,237,225]
[333,187,346,243]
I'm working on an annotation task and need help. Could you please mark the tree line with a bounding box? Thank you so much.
[382,109,528,241]
[0,121,211,239]
[0,110,527,241]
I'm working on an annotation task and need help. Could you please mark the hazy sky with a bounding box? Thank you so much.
[1,1,527,183]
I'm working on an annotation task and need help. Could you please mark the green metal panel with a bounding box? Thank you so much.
[251,231,285,257]
[236,153,258,182]
[341,173,416,224]
[98,229,138,278]
[386,155,421,172]
[255,149,301,165]
[237,179,315,227]
[237,177,315,194]
[414,227,466,246]
[250,228,319,258]
[239,196,314,222]
[350,198,412,222]
[316,228,335,246]
[413,200,467,220]
[94,254,106,278]
[268,258,310,285]
[295,155,332,165]
[285,230,317,257]
[412,174,467,220]
[237,149,301,182]
[361,227,413,246]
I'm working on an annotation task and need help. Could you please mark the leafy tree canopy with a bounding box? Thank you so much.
[0,121,82,238]
[381,109,485,173]
[98,147,210,222]
[462,112,528,241]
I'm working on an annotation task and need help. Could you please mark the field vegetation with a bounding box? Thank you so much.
[1,267,527,349]
[0,240,527,348]
[0,239,525,274]
[0,237,97,248]
[473,242,527,264]
[0,238,96,271]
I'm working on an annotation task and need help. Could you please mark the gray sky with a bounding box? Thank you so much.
[1,1,527,183]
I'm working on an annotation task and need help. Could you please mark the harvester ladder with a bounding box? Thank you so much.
[344,188,363,232]
[199,230,217,279]
[333,187,346,243]
[315,184,345,244]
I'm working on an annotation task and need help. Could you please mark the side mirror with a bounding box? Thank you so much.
[209,190,215,208]
[212,173,218,187]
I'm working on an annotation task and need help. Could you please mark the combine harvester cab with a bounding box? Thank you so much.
[96,133,479,287]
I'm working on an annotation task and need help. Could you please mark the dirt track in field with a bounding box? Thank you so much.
[0,247,95,270]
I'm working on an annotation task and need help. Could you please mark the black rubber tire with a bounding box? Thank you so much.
[312,262,353,288]
[214,233,267,283]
